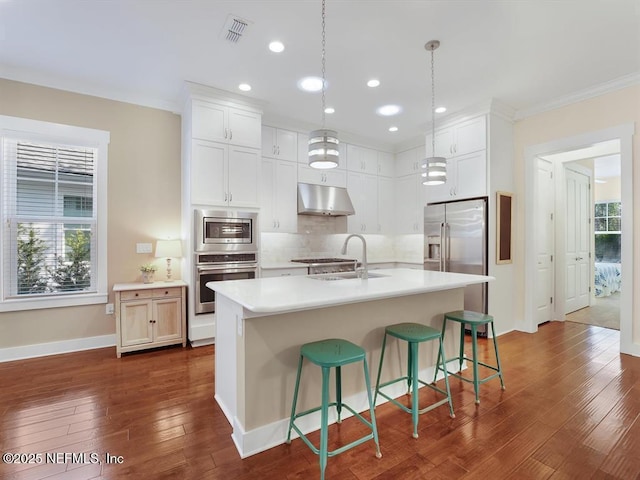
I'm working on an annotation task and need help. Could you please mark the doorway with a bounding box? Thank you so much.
[563,155,621,330]
[523,124,634,355]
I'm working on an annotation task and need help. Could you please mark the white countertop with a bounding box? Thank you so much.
[208,268,493,315]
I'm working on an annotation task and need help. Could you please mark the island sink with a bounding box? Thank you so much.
[309,271,389,281]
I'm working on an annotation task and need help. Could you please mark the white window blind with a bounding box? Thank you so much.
[2,138,97,298]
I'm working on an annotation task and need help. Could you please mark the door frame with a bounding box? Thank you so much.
[523,123,635,356]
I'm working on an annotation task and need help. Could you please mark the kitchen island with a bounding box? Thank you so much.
[208,268,492,458]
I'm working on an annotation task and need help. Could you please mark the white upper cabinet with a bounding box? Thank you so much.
[347,144,378,174]
[298,164,347,188]
[434,116,486,158]
[347,172,378,234]
[190,139,260,207]
[192,100,261,149]
[394,174,427,234]
[396,146,425,177]
[377,151,395,177]
[425,115,488,203]
[425,150,487,204]
[377,176,394,233]
[262,126,297,161]
[261,158,298,233]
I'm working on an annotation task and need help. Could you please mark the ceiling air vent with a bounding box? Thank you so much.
[221,14,251,43]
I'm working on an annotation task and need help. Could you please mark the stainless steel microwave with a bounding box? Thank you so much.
[194,210,257,252]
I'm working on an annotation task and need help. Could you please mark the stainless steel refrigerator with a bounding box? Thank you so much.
[424,197,488,331]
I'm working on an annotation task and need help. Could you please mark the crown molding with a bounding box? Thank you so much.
[182,81,267,113]
[514,72,640,120]
[0,65,182,114]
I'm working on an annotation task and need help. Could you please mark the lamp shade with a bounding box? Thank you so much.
[421,156,447,185]
[155,239,182,258]
[308,129,339,169]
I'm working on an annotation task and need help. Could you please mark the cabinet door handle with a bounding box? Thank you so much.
[224,128,228,139]
[229,130,233,140]
[272,145,276,154]
[224,192,228,202]
[229,192,233,201]
[277,145,280,155]
[135,293,139,297]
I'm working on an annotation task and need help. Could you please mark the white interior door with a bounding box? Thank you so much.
[536,158,555,325]
[565,168,591,313]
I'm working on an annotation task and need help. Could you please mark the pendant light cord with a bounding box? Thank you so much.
[430,44,436,156]
[321,0,327,129]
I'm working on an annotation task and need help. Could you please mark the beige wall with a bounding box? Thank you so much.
[595,176,622,202]
[513,85,639,333]
[0,79,182,349]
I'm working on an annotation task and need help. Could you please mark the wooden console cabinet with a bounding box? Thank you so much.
[113,281,187,358]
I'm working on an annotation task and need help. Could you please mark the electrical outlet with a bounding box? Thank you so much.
[105,303,114,315]
[136,243,152,254]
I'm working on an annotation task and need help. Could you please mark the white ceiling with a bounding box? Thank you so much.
[1,0,639,149]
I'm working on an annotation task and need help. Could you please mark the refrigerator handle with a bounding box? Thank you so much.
[445,222,451,271]
[440,222,446,272]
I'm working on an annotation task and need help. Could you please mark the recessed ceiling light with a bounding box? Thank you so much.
[269,41,285,53]
[435,106,447,113]
[367,79,380,88]
[298,76,324,92]
[388,126,398,132]
[324,107,335,114]
[376,104,401,116]
[238,83,251,92]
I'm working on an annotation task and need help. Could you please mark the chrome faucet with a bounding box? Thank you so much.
[341,234,368,279]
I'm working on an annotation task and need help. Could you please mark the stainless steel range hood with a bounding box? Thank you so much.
[297,182,355,216]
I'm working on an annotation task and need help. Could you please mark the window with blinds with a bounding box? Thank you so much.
[3,139,96,296]
[1,115,109,311]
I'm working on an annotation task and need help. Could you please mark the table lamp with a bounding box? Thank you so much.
[155,239,182,282]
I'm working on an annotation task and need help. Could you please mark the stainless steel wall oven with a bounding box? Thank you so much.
[193,210,258,314]
[194,252,257,314]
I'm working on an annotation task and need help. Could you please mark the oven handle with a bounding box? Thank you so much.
[197,265,258,274]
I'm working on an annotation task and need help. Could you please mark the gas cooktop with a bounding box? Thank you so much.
[291,258,356,264]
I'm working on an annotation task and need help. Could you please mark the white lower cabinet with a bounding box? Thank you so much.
[114,282,187,358]
[261,158,298,232]
[191,140,260,207]
[260,267,308,278]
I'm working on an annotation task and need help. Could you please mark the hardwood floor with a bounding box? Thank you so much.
[1,321,639,479]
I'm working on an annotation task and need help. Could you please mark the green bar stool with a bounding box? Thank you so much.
[286,338,381,480]
[434,310,505,405]
[374,322,455,439]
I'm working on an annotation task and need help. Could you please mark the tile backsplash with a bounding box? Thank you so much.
[260,216,423,264]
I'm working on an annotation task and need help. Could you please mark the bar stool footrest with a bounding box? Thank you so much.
[438,358,502,386]
[376,376,451,415]
[289,402,375,458]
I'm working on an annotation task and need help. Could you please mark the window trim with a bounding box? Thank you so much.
[0,115,109,312]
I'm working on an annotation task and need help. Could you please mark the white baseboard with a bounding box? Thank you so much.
[228,361,464,458]
[188,315,215,345]
[0,334,116,363]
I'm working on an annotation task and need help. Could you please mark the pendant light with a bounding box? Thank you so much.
[308,0,339,169]
[422,40,446,185]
